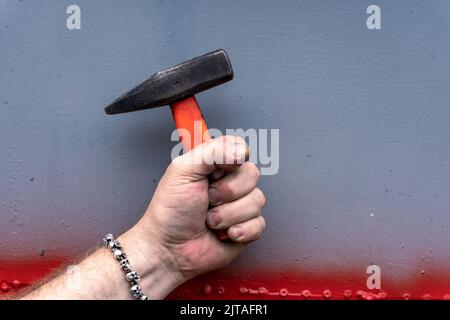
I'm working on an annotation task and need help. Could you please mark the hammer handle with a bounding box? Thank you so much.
[170,97,229,241]
[170,96,210,152]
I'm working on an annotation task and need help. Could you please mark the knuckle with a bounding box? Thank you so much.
[259,216,266,230]
[246,162,260,181]
[253,188,266,208]
[226,136,249,156]
[252,209,262,219]
[253,217,266,240]
[227,135,246,146]
[221,181,237,199]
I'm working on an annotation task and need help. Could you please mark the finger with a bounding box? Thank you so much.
[209,161,244,182]
[210,238,247,269]
[210,168,226,181]
[171,135,249,181]
[209,162,260,205]
[207,188,266,230]
[227,215,266,243]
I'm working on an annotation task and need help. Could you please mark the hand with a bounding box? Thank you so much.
[20,135,265,300]
[132,135,266,283]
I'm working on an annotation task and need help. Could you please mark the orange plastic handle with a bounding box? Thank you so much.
[170,96,229,240]
[170,96,210,152]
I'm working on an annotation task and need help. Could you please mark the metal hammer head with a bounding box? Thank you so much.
[104,49,233,115]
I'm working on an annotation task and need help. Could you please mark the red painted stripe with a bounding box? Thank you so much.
[1,260,450,300]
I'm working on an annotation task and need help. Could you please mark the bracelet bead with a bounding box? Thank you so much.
[103,233,148,300]
[113,249,126,261]
[119,259,131,272]
[103,233,114,246]
[109,239,122,250]
[130,284,142,298]
[126,271,140,283]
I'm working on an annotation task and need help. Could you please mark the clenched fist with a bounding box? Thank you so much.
[133,135,266,283]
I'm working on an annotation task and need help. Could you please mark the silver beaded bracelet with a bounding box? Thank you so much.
[103,233,149,300]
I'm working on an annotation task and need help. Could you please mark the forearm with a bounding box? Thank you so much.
[16,136,264,300]
[21,227,184,300]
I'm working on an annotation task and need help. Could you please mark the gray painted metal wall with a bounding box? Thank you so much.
[1,0,450,285]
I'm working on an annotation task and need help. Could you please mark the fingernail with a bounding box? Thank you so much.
[233,143,247,160]
[208,187,220,205]
[231,226,244,239]
[208,211,221,227]
[211,169,225,180]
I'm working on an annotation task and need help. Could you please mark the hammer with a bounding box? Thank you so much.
[105,49,233,151]
[105,49,234,239]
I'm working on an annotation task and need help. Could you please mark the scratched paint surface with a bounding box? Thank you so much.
[1,0,450,299]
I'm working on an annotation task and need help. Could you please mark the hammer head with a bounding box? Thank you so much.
[105,49,233,115]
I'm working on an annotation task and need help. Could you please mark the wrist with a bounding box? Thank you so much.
[118,226,185,299]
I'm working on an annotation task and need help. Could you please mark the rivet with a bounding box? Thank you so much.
[378,291,387,299]
[0,282,9,292]
[302,289,311,298]
[239,287,248,294]
[403,293,411,300]
[343,290,352,299]
[258,287,269,295]
[355,290,367,300]
[217,286,225,295]
[12,280,20,289]
[323,289,332,299]
[279,288,289,297]
[202,284,212,295]
[423,294,431,300]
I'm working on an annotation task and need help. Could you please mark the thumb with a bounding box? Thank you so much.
[171,135,249,180]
